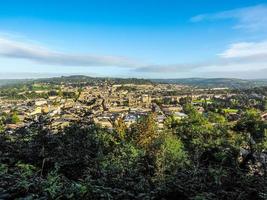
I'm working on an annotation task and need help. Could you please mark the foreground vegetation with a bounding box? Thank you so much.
[1,105,267,200]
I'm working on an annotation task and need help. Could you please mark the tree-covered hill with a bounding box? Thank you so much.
[2,76,267,88]
[151,78,267,88]
[36,75,153,85]
[0,79,31,87]
[1,107,267,199]
[0,76,153,88]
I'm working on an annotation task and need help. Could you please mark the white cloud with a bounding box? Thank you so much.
[219,40,267,58]
[0,37,140,68]
[191,4,267,31]
[0,36,211,74]
[196,40,267,76]
[134,63,201,73]
[1,35,267,78]
[135,39,267,78]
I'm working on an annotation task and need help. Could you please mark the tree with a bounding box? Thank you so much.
[183,103,196,115]
[0,119,4,132]
[235,109,265,144]
[179,96,192,106]
[263,99,267,111]
[130,113,158,150]
[48,90,58,96]
[75,88,83,102]
[208,112,226,124]
[7,112,20,124]
[58,88,63,97]
[164,115,179,130]
[234,109,267,174]
[156,134,189,179]
[114,118,127,139]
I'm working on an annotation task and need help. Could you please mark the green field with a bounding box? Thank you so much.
[192,99,213,104]
[223,108,238,114]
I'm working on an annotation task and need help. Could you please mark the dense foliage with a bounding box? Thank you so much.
[0,108,267,199]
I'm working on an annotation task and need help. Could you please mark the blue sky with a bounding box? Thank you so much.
[0,0,267,79]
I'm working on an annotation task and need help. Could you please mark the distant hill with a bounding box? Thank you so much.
[0,79,31,86]
[36,75,153,85]
[0,76,152,87]
[1,76,267,89]
[151,78,267,88]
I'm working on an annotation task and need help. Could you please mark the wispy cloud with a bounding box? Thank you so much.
[0,36,209,73]
[191,4,267,31]
[197,40,267,74]
[219,40,267,59]
[134,63,202,73]
[1,35,267,78]
[135,39,267,78]
[0,37,141,68]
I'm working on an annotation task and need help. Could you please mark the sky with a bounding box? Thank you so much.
[1,0,267,79]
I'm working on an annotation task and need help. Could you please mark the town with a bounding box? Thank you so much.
[1,77,266,133]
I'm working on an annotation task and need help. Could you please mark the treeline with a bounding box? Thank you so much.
[1,106,267,199]
[36,76,153,86]
[151,78,267,88]
[0,88,79,100]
